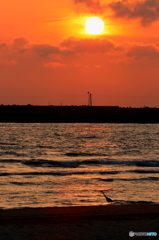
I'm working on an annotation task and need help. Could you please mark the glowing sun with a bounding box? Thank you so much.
[85,17,105,35]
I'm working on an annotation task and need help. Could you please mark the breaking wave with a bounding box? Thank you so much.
[131,169,159,174]
[1,158,159,169]
[0,169,120,178]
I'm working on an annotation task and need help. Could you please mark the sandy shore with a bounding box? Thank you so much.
[0,204,159,240]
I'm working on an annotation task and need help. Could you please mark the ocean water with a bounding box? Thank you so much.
[0,123,159,209]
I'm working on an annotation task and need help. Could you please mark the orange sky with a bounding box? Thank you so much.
[1,0,159,107]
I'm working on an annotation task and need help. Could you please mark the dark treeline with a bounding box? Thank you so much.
[0,105,159,123]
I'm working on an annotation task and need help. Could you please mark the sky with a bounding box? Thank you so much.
[1,0,159,107]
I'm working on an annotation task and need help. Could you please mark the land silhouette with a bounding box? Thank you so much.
[0,105,159,123]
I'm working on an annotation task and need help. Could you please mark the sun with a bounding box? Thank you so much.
[85,17,105,35]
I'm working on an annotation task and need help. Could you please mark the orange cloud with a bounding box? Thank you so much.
[74,0,103,13]
[44,62,66,68]
[109,0,159,26]
[32,43,72,58]
[74,0,159,26]
[0,43,6,49]
[127,43,159,59]
[13,37,29,47]
[60,37,117,54]
[32,44,61,58]
[0,59,17,65]
[11,37,30,55]
[1,37,159,66]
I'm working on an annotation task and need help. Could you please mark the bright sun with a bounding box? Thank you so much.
[85,17,105,35]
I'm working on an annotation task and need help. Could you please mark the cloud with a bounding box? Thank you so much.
[74,0,103,12]
[32,44,61,58]
[10,37,31,55]
[74,0,105,10]
[109,0,159,26]
[60,37,117,54]
[1,37,159,67]
[0,43,7,49]
[127,43,159,59]
[0,59,17,65]
[74,0,99,8]
[44,62,66,68]
[32,43,72,58]
[13,37,29,47]
[74,0,159,26]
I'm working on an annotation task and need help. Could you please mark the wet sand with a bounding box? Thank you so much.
[0,204,159,240]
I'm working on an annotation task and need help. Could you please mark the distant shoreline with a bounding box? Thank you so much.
[1,105,159,123]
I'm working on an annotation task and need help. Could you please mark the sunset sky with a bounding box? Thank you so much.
[1,0,159,107]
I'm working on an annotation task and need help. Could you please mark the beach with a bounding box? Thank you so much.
[0,204,159,240]
[1,123,159,239]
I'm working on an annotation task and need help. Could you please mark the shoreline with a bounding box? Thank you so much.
[1,203,159,221]
[0,204,159,240]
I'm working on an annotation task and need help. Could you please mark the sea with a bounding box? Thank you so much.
[0,123,159,209]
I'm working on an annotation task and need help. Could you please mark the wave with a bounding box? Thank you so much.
[131,169,159,174]
[0,169,120,178]
[0,172,12,176]
[65,152,105,157]
[76,135,98,139]
[22,160,122,175]
[126,200,155,204]
[100,171,119,175]
[1,150,27,157]
[1,158,104,168]
[64,157,159,168]
[23,159,80,168]
[10,181,40,186]
[1,157,159,169]
[0,142,17,146]
[1,171,71,177]
[19,170,119,177]
[143,176,159,181]
[96,176,159,182]
[82,160,102,165]
[37,145,54,149]
[0,159,22,163]
[22,159,122,168]
[133,160,159,167]
[113,200,155,205]
[120,176,159,181]
[96,178,114,182]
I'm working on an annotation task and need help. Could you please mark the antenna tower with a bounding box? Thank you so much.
[87,92,92,106]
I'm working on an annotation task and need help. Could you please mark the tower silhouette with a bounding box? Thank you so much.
[87,92,92,106]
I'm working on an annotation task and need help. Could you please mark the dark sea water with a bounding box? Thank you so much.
[0,123,159,209]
